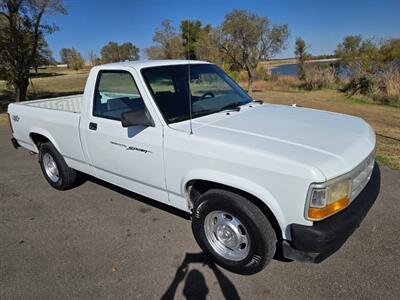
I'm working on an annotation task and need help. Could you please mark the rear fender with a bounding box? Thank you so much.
[29,127,61,153]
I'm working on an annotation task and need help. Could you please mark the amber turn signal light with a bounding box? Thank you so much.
[308,196,350,220]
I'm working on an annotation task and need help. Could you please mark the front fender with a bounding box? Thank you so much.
[181,169,286,236]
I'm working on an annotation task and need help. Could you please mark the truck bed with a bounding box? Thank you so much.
[20,95,82,113]
[8,94,88,174]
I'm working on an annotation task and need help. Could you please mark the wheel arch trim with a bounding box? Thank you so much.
[181,169,286,237]
[29,127,61,153]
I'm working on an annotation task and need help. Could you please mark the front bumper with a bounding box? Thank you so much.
[11,137,21,149]
[283,163,381,263]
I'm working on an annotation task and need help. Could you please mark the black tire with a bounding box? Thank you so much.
[39,142,80,190]
[192,189,277,275]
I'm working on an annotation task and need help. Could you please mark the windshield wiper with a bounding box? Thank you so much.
[218,102,244,112]
[168,102,245,123]
[168,109,215,123]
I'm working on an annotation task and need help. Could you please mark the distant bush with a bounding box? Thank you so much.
[335,36,400,105]
[270,74,302,88]
[365,66,400,106]
[222,63,241,82]
[382,67,400,104]
[304,64,336,90]
[340,62,400,106]
[254,65,269,81]
[250,74,302,91]
[226,70,241,82]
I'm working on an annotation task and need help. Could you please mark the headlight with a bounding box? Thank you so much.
[305,150,375,221]
[306,179,350,221]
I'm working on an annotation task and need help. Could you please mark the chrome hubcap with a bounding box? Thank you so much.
[43,153,59,182]
[204,211,250,261]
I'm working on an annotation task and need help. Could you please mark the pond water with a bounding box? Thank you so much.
[270,63,299,76]
[269,61,344,76]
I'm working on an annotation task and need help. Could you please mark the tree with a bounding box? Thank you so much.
[216,10,289,93]
[334,35,363,65]
[100,41,139,63]
[379,38,400,64]
[335,35,386,97]
[0,0,66,102]
[87,50,98,66]
[180,20,211,59]
[145,19,184,59]
[145,47,164,60]
[180,19,201,59]
[34,37,55,71]
[118,42,139,61]
[336,35,400,71]
[60,47,72,67]
[70,48,84,71]
[101,42,119,63]
[196,27,222,63]
[334,35,400,102]
[294,37,310,80]
[335,35,380,79]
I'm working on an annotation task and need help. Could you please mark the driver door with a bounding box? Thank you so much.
[82,69,168,204]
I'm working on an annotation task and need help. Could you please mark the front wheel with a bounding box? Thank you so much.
[192,189,277,275]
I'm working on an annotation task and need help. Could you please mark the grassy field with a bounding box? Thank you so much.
[0,67,89,112]
[1,68,399,170]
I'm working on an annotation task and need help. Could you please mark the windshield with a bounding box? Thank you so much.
[141,64,252,123]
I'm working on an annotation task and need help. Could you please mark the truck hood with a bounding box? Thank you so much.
[171,103,376,180]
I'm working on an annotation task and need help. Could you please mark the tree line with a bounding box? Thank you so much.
[0,3,290,101]
[59,41,140,70]
[61,9,290,93]
[144,10,289,93]
[1,0,398,103]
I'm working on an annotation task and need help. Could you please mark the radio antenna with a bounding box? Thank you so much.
[187,19,193,135]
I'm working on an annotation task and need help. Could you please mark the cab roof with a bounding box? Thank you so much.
[100,60,211,70]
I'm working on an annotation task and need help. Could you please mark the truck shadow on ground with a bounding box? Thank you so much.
[86,175,293,262]
[84,178,243,298]
[160,252,241,300]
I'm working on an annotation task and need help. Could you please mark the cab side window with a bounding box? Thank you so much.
[93,71,145,120]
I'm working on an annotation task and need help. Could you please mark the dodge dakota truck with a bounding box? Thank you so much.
[7,60,380,274]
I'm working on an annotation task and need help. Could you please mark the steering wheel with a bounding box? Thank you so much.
[198,92,215,101]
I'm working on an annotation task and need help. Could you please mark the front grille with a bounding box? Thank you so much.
[350,153,375,200]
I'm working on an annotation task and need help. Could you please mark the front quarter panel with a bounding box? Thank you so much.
[164,127,316,239]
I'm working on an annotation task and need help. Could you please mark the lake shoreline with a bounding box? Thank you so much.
[263,58,340,76]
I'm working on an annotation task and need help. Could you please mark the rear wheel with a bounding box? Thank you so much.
[192,189,277,275]
[39,142,80,190]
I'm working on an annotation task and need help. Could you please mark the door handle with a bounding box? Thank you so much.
[89,122,97,131]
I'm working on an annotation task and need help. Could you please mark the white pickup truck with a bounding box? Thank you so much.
[7,60,380,274]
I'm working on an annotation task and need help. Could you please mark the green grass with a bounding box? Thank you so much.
[0,112,7,125]
[376,154,395,169]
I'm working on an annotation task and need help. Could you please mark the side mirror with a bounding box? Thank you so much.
[121,109,154,128]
